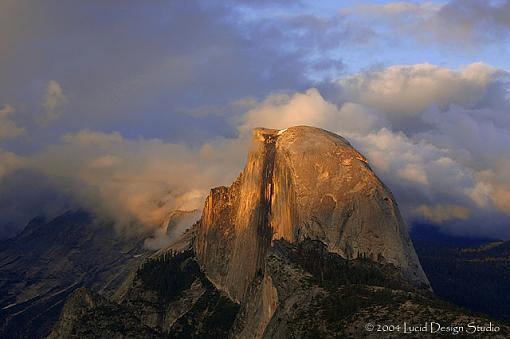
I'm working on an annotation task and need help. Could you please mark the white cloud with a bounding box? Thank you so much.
[144,227,172,250]
[336,63,498,126]
[234,63,510,232]
[239,89,337,133]
[414,204,470,224]
[0,148,25,180]
[26,130,246,232]
[239,88,385,135]
[0,104,25,140]
[345,128,479,208]
[144,209,201,250]
[41,80,67,125]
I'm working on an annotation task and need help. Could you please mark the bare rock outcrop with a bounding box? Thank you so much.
[195,126,429,304]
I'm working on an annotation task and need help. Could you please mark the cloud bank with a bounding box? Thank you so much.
[1,62,509,240]
[239,63,510,237]
[1,1,509,241]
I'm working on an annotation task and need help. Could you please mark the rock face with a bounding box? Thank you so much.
[48,127,510,338]
[49,247,240,339]
[195,126,428,303]
[50,236,510,339]
[0,210,148,338]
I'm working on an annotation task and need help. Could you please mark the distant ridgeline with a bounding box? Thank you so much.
[411,223,510,324]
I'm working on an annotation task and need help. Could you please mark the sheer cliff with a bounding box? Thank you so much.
[195,126,429,303]
[51,236,509,338]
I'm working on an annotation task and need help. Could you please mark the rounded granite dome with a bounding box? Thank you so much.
[195,126,429,302]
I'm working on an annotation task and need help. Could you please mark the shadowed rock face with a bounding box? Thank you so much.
[0,210,148,339]
[195,126,429,302]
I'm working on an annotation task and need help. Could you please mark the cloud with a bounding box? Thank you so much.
[343,0,510,46]
[1,62,510,240]
[240,89,482,212]
[22,130,247,234]
[334,63,500,129]
[342,2,440,18]
[283,13,376,49]
[0,169,78,240]
[414,204,471,224]
[144,209,201,250]
[0,0,509,242]
[41,80,67,125]
[239,88,384,135]
[234,63,510,236]
[345,128,479,208]
[0,148,25,180]
[0,104,25,140]
[426,0,510,44]
[0,127,246,239]
[143,227,172,250]
[320,64,510,227]
[0,0,324,145]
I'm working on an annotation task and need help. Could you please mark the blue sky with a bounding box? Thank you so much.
[0,0,509,239]
[271,0,510,72]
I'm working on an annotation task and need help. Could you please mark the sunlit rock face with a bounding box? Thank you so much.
[195,126,429,302]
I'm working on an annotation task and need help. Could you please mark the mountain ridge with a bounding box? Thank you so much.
[0,210,149,338]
